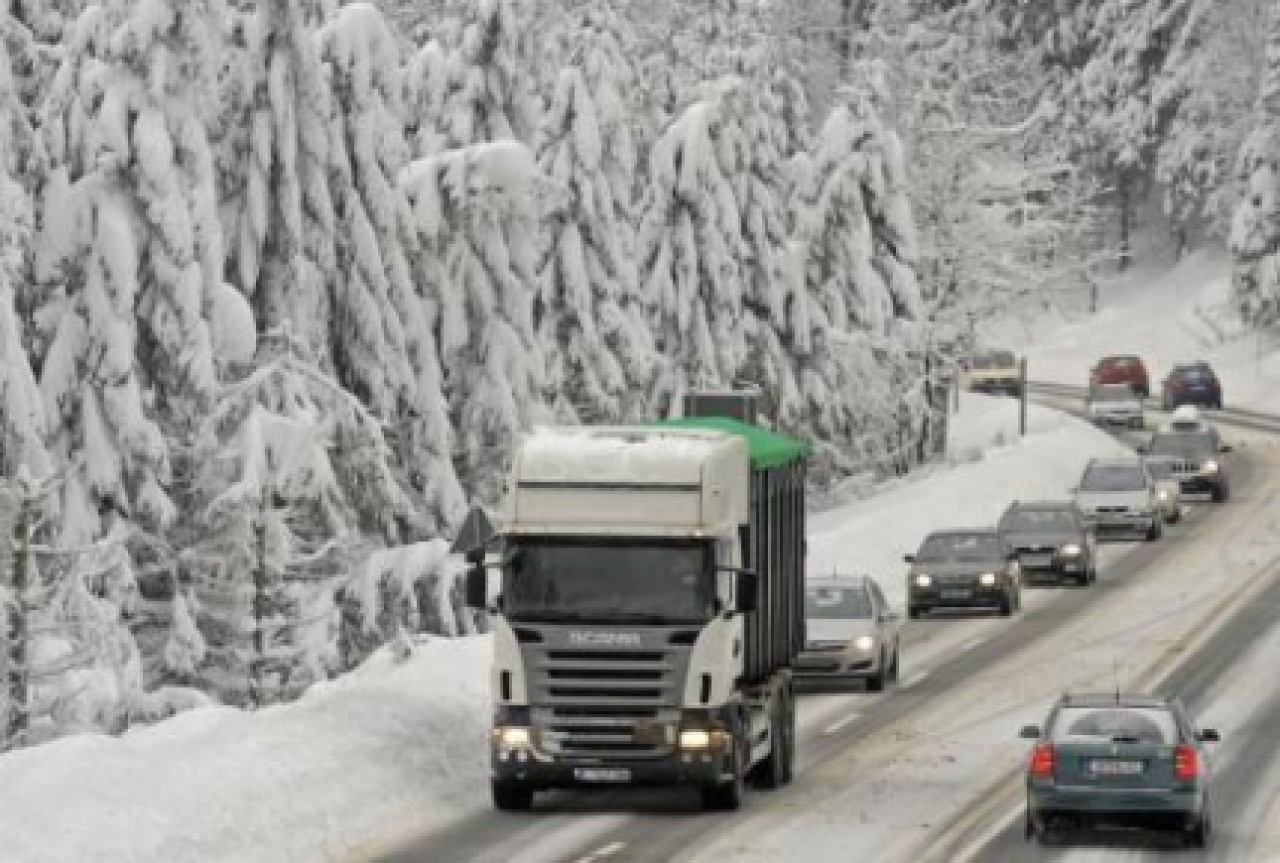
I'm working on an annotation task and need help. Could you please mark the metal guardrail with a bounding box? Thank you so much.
[1027,380,1280,435]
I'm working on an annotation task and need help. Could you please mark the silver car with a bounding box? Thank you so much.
[1086,383,1145,428]
[1073,457,1162,541]
[796,575,902,691]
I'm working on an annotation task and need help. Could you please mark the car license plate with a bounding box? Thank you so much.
[573,767,632,783]
[941,589,970,600]
[1088,759,1144,776]
[1022,553,1053,567]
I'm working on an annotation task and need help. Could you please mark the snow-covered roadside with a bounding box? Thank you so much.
[0,639,491,863]
[0,391,1130,863]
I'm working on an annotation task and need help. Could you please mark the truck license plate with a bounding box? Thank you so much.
[574,767,632,783]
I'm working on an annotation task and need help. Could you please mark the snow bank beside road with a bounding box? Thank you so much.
[0,637,491,863]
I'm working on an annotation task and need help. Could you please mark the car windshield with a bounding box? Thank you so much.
[971,351,1015,369]
[916,533,1002,563]
[1101,357,1139,370]
[1175,368,1214,382]
[1000,508,1076,532]
[503,538,715,624]
[805,586,872,620]
[1148,433,1215,460]
[1080,463,1146,492]
[1050,706,1178,744]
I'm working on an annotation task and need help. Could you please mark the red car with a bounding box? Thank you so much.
[1090,355,1149,398]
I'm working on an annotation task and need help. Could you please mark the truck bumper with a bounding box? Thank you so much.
[492,748,730,790]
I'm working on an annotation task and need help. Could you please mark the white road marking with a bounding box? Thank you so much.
[901,670,930,688]
[962,637,985,651]
[950,804,1024,863]
[823,711,862,734]
[574,841,626,863]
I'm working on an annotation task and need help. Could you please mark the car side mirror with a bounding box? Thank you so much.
[903,554,916,564]
[463,562,487,609]
[1134,445,1148,454]
[1220,444,1233,453]
[736,570,759,613]
[1019,724,1042,739]
[1197,728,1220,743]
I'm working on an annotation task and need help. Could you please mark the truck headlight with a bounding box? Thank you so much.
[854,635,875,652]
[1201,460,1219,474]
[914,574,932,587]
[979,572,997,586]
[1059,543,1081,556]
[494,726,531,747]
[679,729,712,750]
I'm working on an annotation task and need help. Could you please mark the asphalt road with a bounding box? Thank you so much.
[367,421,1274,863]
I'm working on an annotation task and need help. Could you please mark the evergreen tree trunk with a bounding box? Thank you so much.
[250,505,267,708]
[4,500,28,750]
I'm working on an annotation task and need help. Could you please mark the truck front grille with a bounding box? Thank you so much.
[526,644,689,760]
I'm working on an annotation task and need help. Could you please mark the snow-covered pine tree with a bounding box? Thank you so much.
[401,141,547,504]
[534,2,661,424]
[789,67,929,480]
[318,2,463,533]
[183,328,417,703]
[0,24,47,480]
[1230,0,1280,328]
[220,0,335,350]
[638,78,752,411]
[37,0,231,548]
[408,0,536,156]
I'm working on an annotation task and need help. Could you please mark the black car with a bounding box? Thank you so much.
[1023,693,1219,847]
[1140,429,1231,502]
[904,529,1021,618]
[1161,362,1222,411]
[997,501,1097,586]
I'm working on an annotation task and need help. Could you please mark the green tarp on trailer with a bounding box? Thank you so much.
[655,417,810,469]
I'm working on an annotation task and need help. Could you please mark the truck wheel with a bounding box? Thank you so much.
[702,742,745,810]
[492,780,534,811]
[751,713,786,789]
[781,686,796,785]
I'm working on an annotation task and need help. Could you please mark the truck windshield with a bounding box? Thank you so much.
[503,538,715,624]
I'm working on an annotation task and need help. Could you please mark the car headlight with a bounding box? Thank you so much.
[979,572,998,586]
[1059,543,1081,556]
[1200,459,1219,474]
[914,574,932,587]
[1157,489,1170,501]
[854,635,875,652]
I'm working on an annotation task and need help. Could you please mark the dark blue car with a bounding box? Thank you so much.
[1022,693,1219,847]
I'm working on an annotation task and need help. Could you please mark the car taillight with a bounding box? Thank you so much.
[1175,745,1197,780]
[1029,742,1055,778]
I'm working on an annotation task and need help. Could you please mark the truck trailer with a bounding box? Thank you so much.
[465,408,809,811]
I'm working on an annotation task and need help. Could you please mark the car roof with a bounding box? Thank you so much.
[1057,693,1173,709]
[1098,354,1142,362]
[925,528,1000,538]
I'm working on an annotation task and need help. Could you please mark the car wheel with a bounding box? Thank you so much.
[1146,519,1162,542]
[1213,484,1230,503]
[999,593,1014,617]
[908,606,925,620]
[1186,810,1211,848]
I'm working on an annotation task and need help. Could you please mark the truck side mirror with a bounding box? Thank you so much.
[903,554,916,564]
[464,561,487,609]
[736,570,759,613]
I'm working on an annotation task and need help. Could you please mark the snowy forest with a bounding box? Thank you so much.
[0,0,1277,747]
